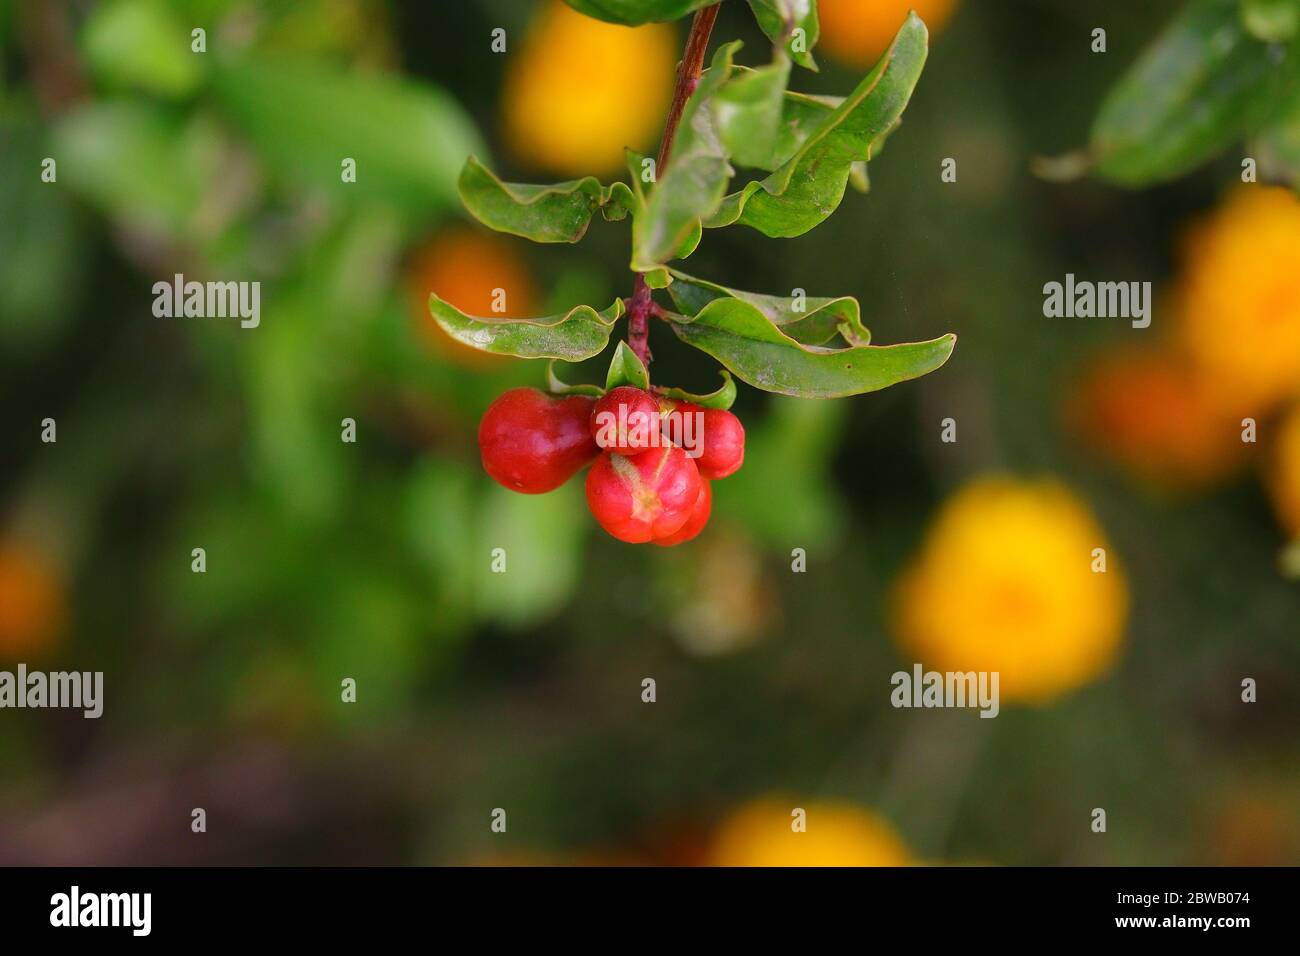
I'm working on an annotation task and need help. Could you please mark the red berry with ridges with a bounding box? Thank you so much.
[585,445,702,543]
[653,479,712,547]
[479,387,598,494]
[590,386,661,455]
[663,402,745,480]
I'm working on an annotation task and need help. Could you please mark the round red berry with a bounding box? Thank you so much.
[662,402,745,480]
[590,386,661,455]
[653,479,712,547]
[478,387,598,494]
[585,445,702,543]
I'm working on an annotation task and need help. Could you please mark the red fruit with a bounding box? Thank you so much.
[653,479,712,547]
[590,386,661,455]
[662,402,745,480]
[479,387,598,494]
[585,445,702,543]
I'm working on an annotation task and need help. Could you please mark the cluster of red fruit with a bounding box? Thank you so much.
[478,386,745,546]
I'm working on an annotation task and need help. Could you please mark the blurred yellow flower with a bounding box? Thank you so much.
[502,1,675,177]
[0,544,64,659]
[1176,186,1300,413]
[1269,405,1300,538]
[817,0,957,66]
[893,478,1128,704]
[407,227,536,366]
[1067,347,1250,490]
[708,799,909,866]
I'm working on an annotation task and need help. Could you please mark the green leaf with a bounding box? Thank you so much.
[563,0,717,25]
[1242,0,1300,41]
[712,54,792,168]
[667,268,871,345]
[706,13,928,238]
[458,155,633,243]
[654,370,737,409]
[1090,0,1298,186]
[82,0,205,98]
[631,42,740,272]
[210,56,482,210]
[428,295,624,360]
[605,341,651,390]
[546,360,607,397]
[746,0,821,71]
[667,298,954,398]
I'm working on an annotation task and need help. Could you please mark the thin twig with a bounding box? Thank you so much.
[626,3,721,370]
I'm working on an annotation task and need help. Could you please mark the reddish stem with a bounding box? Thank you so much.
[626,3,720,371]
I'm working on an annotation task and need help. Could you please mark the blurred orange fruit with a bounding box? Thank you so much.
[1175,186,1300,414]
[407,228,537,366]
[1269,405,1300,538]
[0,544,64,658]
[817,0,957,66]
[893,477,1128,704]
[708,798,910,866]
[502,1,675,176]
[1068,347,1250,490]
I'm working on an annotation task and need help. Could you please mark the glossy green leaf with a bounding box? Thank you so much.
[1090,0,1298,186]
[605,341,651,390]
[746,0,821,71]
[563,0,717,24]
[429,295,624,360]
[654,370,737,409]
[631,42,740,272]
[712,54,792,168]
[210,56,481,209]
[667,268,871,345]
[459,155,633,243]
[667,298,954,398]
[706,13,927,238]
[546,360,606,397]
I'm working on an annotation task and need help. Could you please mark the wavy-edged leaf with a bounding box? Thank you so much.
[546,360,606,397]
[667,298,954,398]
[631,42,740,272]
[713,54,792,168]
[654,370,737,410]
[605,341,651,390]
[666,268,870,345]
[746,0,821,71]
[563,0,717,25]
[429,295,623,360]
[459,155,633,243]
[706,14,927,238]
[1090,0,1298,186]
